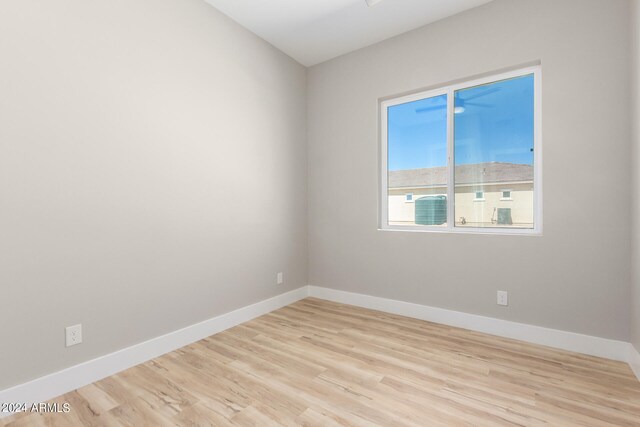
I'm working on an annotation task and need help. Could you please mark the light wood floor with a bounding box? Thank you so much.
[3,298,640,426]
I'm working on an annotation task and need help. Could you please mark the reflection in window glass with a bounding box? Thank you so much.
[454,75,535,229]
[387,94,448,226]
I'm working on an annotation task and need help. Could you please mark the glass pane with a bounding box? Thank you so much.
[454,75,535,229]
[388,94,448,226]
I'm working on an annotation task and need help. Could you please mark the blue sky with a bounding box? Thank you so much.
[387,75,534,171]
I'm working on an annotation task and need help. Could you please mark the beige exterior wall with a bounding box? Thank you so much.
[388,187,446,224]
[389,183,533,227]
[455,183,534,228]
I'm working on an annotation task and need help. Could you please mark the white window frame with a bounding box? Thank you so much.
[474,191,485,202]
[405,193,414,203]
[379,65,542,235]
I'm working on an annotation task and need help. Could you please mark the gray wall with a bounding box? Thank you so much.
[307,0,632,341]
[0,0,307,389]
[632,0,640,350]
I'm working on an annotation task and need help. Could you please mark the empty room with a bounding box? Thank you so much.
[2,0,640,425]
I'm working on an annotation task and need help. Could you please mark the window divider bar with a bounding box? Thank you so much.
[379,100,389,229]
[446,89,455,229]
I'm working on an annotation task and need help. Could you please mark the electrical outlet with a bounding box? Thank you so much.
[277,272,284,285]
[497,291,508,306]
[65,324,82,347]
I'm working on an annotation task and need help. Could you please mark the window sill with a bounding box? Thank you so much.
[379,224,541,236]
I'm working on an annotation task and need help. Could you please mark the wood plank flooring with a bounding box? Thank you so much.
[2,297,640,426]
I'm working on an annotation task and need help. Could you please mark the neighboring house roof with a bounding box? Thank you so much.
[388,162,533,189]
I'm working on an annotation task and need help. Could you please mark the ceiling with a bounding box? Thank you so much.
[203,0,494,67]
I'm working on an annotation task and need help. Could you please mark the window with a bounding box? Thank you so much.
[380,66,541,234]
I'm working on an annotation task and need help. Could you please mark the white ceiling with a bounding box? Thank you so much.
[204,0,495,66]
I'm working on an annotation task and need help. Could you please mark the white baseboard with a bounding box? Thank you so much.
[629,344,640,380]
[308,286,634,365]
[0,286,309,418]
[2,283,638,420]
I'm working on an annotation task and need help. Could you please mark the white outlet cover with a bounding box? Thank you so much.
[277,272,284,285]
[65,324,82,347]
[497,291,508,306]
